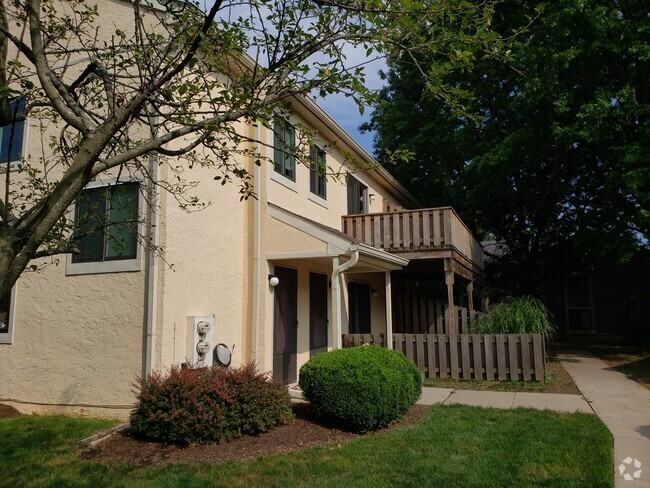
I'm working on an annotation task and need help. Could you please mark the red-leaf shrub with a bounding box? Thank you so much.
[130,363,293,445]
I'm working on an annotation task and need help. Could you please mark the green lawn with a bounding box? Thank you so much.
[1,405,612,487]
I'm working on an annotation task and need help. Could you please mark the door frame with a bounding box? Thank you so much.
[309,272,329,356]
[273,266,298,383]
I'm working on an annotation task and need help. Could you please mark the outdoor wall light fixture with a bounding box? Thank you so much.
[371,289,378,298]
[369,193,376,202]
[268,274,280,287]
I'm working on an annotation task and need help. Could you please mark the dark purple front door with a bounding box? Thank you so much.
[310,272,328,356]
[273,266,298,383]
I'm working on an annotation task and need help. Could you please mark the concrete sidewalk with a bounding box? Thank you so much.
[557,351,650,488]
[417,386,593,413]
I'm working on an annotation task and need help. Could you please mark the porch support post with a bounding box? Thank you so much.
[331,256,342,349]
[445,259,456,334]
[385,271,393,349]
[467,281,475,329]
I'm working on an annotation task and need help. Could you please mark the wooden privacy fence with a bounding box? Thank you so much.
[342,333,546,382]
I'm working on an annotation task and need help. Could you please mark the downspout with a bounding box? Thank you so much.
[331,249,359,349]
[251,124,262,362]
[144,115,160,376]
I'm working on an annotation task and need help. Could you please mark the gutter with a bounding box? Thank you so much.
[144,115,160,376]
[331,250,359,349]
[251,124,262,362]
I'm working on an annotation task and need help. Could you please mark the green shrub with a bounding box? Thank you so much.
[130,362,293,445]
[471,296,556,340]
[299,345,422,433]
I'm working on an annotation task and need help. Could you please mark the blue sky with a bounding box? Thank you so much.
[317,91,377,157]
[205,0,386,157]
[313,53,387,157]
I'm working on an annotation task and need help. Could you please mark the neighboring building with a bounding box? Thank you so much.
[0,2,484,419]
[545,250,650,346]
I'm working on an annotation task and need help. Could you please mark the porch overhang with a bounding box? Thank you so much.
[267,203,409,272]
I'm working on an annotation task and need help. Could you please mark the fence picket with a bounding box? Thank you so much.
[461,334,471,379]
[416,335,426,373]
[472,334,482,379]
[521,334,532,381]
[426,334,436,378]
[484,334,495,380]
[496,335,507,380]
[405,334,414,363]
[533,334,544,381]
[438,335,448,378]
[508,334,520,381]
[449,334,460,379]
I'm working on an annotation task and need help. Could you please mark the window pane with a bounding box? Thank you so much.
[273,121,283,174]
[105,184,138,259]
[73,187,106,262]
[0,99,25,163]
[309,145,326,198]
[283,124,295,180]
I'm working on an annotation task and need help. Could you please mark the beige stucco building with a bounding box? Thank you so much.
[0,0,484,420]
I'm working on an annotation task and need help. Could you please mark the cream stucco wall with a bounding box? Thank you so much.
[0,267,145,418]
[0,0,416,414]
[154,146,252,372]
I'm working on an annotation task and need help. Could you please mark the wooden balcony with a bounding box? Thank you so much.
[342,207,484,277]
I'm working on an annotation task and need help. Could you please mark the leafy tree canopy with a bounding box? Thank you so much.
[365,0,649,294]
[0,0,503,301]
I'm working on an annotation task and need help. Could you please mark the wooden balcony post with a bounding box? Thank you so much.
[467,282,474,312]
[445,259,456,334]
[385,271,393,349]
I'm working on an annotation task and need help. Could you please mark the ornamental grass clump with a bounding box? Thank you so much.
[130,362,293,445]
[299,345,422,433]
[471,296,556,341]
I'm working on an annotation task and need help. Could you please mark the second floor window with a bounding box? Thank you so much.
[273,120,296,181]
[73,183,139,263]
[309,145,327,199]
[347,174,368,214]
[0,98,26,164]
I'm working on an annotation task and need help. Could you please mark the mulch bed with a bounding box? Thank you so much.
[80,403,429,466]
[0,404,21,420]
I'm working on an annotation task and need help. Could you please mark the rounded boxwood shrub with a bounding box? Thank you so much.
[299,345,422,433]
[130,362,293,445]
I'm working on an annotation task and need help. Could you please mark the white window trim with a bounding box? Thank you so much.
[66,177,144,276]
[309,142,328,202]
[270,169,299,192]
[269,114,301,191]
[0,286,17,345]
[308,192,329,208]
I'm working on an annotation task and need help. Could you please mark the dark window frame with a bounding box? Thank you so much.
[273,120,296,181]
[309,144,327,199]
[72,182,140,264]
[0,98,26,164]
[347,174,368,214]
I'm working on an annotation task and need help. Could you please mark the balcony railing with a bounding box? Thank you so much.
[342,207,484,269]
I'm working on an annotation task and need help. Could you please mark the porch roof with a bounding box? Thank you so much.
[267,203,409,273]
